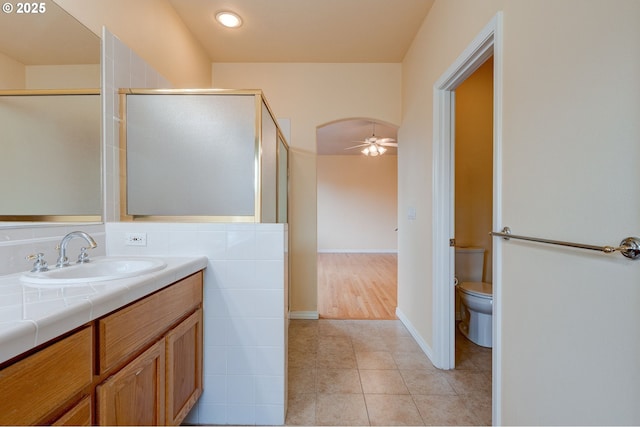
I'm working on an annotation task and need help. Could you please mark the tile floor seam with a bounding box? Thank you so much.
[408,393,429,426]
[352,335,373,426]
[314,331,320,427]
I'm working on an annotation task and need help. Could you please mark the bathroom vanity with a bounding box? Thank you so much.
[0,256,207,425]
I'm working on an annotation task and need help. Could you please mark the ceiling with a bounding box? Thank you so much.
[168,0,433,155]
[168,0,434,63]
[0,0,433,66]
[167,0,432,154]
[1,0,433,155]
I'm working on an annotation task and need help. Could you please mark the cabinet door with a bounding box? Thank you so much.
[165,309,203,425]
[97,338,166,426]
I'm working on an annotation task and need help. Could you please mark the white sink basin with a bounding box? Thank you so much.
[20,257,167,285]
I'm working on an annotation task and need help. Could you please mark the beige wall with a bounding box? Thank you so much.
[213,63,402,313]
[399,0,502,362]
[0,51,25,89]
[317,155,397,252]
[455,59,493,282]
[0,62,100,89]
[53,0,211,87]
[401,0,640,424]
[26,64,100,89]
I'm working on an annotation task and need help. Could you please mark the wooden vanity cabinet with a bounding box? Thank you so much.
[0,326,93,426]
[96,271,203,374]
[95,271,203,426]
[0,269,203,426]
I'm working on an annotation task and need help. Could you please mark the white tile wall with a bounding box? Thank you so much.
[106,222,288,425]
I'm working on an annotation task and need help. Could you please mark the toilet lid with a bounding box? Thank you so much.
[458,281,492,298]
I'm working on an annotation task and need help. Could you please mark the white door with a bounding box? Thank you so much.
[497,2,640,424]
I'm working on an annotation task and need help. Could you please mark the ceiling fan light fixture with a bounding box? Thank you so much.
[362,143,386,156]
[215,11,243,28]
[344,121,397,156]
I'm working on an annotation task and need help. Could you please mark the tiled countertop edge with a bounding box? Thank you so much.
[0,256,208,365]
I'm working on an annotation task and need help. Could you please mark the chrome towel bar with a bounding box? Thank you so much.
[490,227,640,260]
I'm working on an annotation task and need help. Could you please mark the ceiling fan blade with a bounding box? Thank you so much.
[377,138,396,143]
[344,143,370,150]
[379,142,398,147]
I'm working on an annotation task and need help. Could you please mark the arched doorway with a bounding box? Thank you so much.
[316,118,399,319]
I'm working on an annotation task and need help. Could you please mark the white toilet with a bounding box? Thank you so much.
[455,247,493,348]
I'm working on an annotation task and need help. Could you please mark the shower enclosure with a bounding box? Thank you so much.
[119,89,288,223]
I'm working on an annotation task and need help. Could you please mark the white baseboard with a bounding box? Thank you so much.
[289,311,319,320]
[317,249,398,254]
[395,307,436,366]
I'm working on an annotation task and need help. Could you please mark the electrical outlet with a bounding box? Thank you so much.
[125,232,147,246]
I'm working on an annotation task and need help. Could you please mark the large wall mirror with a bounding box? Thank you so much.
[0,0,102,223]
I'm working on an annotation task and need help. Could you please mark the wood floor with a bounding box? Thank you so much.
[317,253,397,320]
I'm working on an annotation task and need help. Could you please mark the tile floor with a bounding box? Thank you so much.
[286,319,492,426]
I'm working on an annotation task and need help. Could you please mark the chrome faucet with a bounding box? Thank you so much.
[56,231,97,268]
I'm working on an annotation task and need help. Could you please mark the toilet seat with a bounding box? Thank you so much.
[458,281,492,298]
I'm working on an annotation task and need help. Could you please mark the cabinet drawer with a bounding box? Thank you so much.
[52,395,92,426]
[98,271,203,374]
[0,326,93,425]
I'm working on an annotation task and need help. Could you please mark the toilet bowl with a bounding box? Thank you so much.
[457,281,493,348]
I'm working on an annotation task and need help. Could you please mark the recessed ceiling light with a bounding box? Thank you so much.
[215,11,243,28]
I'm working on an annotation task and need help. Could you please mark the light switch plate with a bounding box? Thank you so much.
[408,207,417,220]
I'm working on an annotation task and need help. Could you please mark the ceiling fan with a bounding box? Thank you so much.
[345,122,397,156]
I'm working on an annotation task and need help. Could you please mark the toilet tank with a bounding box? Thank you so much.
[455,247,485,282]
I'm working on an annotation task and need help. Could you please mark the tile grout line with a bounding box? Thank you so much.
[393,351,429,426]
[313,325,319,426]
[352,333,373,427]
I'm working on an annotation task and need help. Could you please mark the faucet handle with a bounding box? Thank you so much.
[26,253,49,272]
[77,247,92,264]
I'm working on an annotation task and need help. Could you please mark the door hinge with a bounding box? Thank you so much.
[449,238,456,247]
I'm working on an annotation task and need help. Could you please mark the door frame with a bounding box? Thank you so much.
[431,12,503,424]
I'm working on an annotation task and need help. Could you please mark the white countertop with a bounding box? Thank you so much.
[0,256,208,365]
